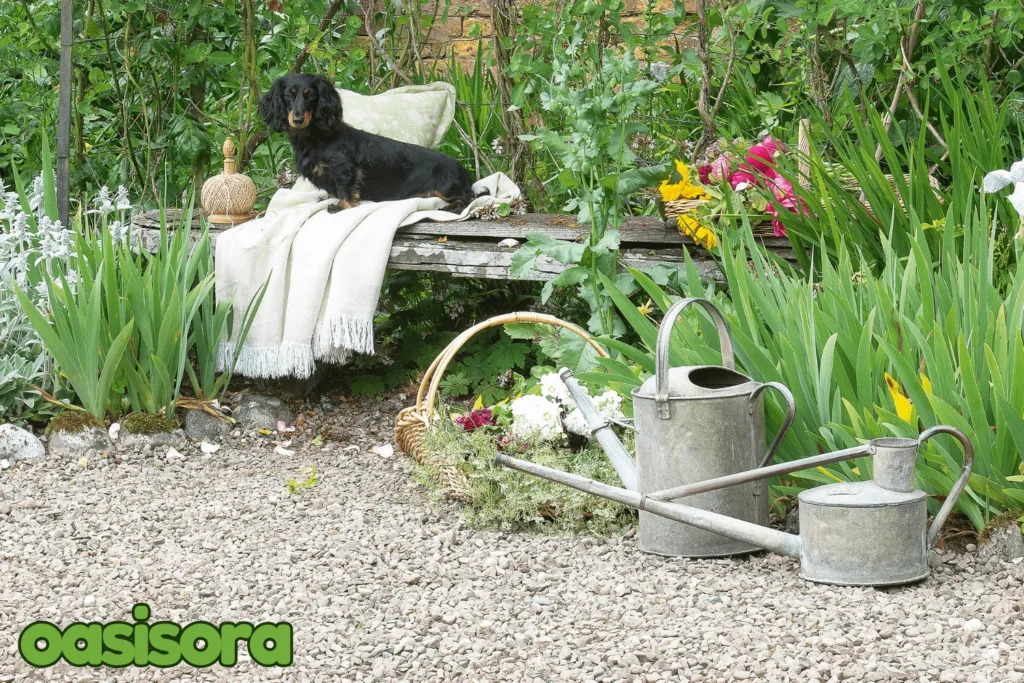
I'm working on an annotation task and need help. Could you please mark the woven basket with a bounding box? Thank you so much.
[395,312,609,501]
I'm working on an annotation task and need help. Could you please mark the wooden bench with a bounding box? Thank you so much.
[130,210,795,282]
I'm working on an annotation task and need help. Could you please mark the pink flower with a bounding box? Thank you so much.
[744,144,778,178]
[454,408,495,431]
[769,175,794,202]
[763,173,807,238]
[759,135,784,157]
[709,155,732,182]
[697,164,712,185]
[729,167,757,191]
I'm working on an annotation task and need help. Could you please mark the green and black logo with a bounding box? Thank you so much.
[19,604,292,668]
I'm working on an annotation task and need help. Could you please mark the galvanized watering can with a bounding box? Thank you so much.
[499,410,974,585]
[562,297,797,558]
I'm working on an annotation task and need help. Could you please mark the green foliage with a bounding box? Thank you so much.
[15,265,135,422]
[284,467,322,495]
[590,191,1024,530]
[418,416,635,534]
[776,74,1022,273]
[186,232,269,403]
[513,3,671,336]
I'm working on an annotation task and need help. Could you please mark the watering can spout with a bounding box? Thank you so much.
[495,450,803,559]
[559,368,638,491]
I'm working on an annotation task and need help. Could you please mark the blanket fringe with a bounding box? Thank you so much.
[218,341,317,379]
[313,314,375,358]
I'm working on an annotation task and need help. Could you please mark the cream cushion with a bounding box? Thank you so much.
[336,82,456,149]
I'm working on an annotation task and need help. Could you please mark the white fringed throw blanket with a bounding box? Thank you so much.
[216,173,521,379]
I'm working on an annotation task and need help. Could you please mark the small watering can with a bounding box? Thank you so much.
[498,422,974,586]
[563,297,796,558]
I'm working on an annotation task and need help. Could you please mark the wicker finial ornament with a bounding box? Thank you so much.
[201,138,257,225]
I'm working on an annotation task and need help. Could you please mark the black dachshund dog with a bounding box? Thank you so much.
[259,73,479,211]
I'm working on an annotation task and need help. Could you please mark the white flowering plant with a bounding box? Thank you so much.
[0,142,84,423]
[421,374,635,533]
[450,371,627,450]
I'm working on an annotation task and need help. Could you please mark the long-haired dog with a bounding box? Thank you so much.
[259,73,479,212]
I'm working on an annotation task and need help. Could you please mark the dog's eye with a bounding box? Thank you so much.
[303,89,310,97]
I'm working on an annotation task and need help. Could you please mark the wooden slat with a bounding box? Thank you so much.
[130,209,794,282]
[130,208,789,249]
[128,225,724,282]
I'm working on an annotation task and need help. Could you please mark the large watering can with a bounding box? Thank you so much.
[567,297,796,558]
[498,423,974,586]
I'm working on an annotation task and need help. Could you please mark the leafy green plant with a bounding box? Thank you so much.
[512,6,669,335]
[187,220,270,404]
[285,467,322,495]
[588,196,1024,531]
[418,415,634,534]
[14,266,135,422]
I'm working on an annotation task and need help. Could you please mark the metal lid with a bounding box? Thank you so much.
[798,481,925,508]
[634,365,758,402]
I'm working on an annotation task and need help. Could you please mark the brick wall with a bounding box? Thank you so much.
[359,0,696,72]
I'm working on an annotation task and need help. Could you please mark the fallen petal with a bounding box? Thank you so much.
[277,420,296,433]
[200,441,221,454]
[371,444,395,458]
[498,238,519,248]
[272,439,293,448]
[274,446,296,456]
[108,423,121,441]
[166,447,185,462]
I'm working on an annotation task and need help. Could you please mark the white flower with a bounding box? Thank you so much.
[510,394,564,442]
[593,390,625,421]
[109,220,129,243]
[984,160,1024,217]
[28,175,45,213]
[650,61,669,81]
[539,372,570,405]
[91,186,115,215]
[563,408,590,436]
[115,185,132,211]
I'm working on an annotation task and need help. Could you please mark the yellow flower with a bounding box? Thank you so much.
[920,374,932,395]
[677,214,717,249]
[658,161,711,203]
[637,299,654,316]
[675,159,691,185]
[884,373,914,422]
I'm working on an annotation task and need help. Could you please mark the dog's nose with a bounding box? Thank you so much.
[288,111,312,129]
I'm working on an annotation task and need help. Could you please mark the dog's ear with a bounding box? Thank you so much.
[258,78,288,132]
[313,76,343,132]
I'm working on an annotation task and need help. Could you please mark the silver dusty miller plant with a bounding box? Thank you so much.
[0,173,133,423]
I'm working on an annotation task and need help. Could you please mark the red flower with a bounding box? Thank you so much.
[697,164,712,185]
[454,408,495,431]
[730,167,757,190]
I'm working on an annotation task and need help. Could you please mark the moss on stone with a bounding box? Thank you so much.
[121,412,176,435]
[977,509,1024,545]
[45,410,104,436]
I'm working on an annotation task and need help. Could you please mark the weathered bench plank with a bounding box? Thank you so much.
[130,209,793,282]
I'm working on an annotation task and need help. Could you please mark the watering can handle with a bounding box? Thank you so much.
[655,298,734,420]
[748,382,796,468]
[918,425,974,549]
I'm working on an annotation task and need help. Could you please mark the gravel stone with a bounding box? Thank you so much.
[0,424,45,461]
[2,390,1023,682]
[233,392,296,430]
[978,520,1024,563]
[46,426,111,458]
[118,428,186,451]
[183,409,232,442]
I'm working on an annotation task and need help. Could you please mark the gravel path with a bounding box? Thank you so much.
[2,393,1024,683]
